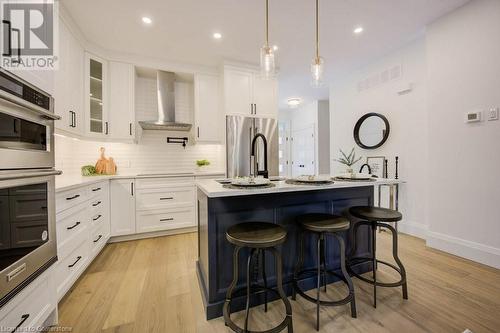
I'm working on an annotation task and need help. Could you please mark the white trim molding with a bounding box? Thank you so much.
[426,231,500,269]
[397,220,429,240]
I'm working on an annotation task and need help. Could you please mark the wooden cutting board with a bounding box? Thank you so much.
[95,147,117,175]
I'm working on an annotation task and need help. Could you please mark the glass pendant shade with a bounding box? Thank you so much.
[311,56,324,87]
[260,45,276,79]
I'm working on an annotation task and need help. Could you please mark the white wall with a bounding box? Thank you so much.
[425,0,500,268]
[330,0,500,268]
[330,38,428,238]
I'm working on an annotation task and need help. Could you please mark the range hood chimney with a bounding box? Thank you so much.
[139,70,192,131]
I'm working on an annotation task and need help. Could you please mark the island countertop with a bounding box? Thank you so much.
[196,177,404,198]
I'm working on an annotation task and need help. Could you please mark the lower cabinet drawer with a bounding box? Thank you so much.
[0,272,53,331]
[56,187,88,214]
[136,186,195,211]
[90,221,109,256]
[56,203,88,258]
[136,207,195,233]
[54,239,89,300]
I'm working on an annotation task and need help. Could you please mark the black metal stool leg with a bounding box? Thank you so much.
[292,229,305,301]
[316,234,322,331]
[223,246,242,327]
[261,249,268,312]
[381,222,408,300]
[269,247,294,333]
[320,236,327,292]
[371,223,377,308]
[334,233,357,318]
[244,249,256,332]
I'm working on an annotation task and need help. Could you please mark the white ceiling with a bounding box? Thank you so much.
[63,0,469,109]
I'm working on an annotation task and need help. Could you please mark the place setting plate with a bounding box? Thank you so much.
[223,177,276,189]
[286,175,334,185]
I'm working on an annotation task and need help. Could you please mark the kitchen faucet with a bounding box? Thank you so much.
[359,163,372,174]
[250,133,269,178]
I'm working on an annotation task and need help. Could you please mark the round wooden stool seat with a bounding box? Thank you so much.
[226,222,287,248]
[297,213,350,233]
[349,206,403,222]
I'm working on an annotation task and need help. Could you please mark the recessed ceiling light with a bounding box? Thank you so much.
[353,26,364,34]
[213,32,222,40]
[142,17,152,25]
[272,45,278,51]
[287,98,302,108]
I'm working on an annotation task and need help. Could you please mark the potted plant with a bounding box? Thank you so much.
[335,148,362,176]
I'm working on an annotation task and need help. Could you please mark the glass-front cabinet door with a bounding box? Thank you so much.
[85,53,108,136]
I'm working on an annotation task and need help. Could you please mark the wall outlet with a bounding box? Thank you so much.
[488,107,499,121]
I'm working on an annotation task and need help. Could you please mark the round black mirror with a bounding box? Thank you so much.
[353,113,390,149]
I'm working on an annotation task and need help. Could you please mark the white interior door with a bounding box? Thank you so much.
[291,126,316,177]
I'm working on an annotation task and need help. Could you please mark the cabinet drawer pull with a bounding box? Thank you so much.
[160,218,174,222]
[93,235,102,243]
[66,221,81,230]
[92,201,101,207]
[66,194,80,201]
[91,187,101,192]
[68,256,82,268]
[93,214,102,221]
[159,197,173,200]
[11,314,30,333]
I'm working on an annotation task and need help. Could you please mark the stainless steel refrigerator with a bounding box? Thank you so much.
[226,115,279,178]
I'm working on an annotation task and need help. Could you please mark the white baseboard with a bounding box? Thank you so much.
[108,226,197,243]
[426,231,500,269]
[398,220,429,239]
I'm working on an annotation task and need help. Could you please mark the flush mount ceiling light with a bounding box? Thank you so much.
[142,16,152,25]
[213,32,222,39]
[260,0,277,79]
[311,0,324,87]
[287,98,302,108]
[353,26,364,34]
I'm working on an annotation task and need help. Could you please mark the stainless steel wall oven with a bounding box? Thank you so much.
[0,68,60,307]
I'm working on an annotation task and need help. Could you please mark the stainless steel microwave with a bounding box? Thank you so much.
[0,68,58,170]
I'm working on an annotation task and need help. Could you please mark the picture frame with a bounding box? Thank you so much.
[366,156,386,178]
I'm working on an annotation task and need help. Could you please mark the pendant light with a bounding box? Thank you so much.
[260,0,276,79]
[311,0,324,87]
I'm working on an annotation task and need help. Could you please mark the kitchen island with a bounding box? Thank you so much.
[196,178,403,319]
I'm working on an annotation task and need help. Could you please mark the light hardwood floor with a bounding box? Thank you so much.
[57,232,500,333]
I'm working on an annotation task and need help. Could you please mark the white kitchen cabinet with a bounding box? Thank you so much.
[194,73,221,143]
[6,1,54,96]
[252,75,278,118]
[108,61,135,140]
[54,19,84,135]
[224,68,253,116]
[110,179,136,236]
[223,66,277,118]
[85,53,109,137]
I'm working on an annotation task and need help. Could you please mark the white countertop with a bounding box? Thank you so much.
[56,171,225,192]
[196,178,404,198]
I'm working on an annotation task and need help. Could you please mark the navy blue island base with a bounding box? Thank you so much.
[196,185,374,320]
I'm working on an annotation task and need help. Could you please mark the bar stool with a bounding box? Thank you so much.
[292,213,356,331]
[348,206,408,308]
[223,222,293,333]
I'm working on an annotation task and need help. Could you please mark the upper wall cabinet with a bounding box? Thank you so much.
[54,20,84,135]
[108,61,135,140]
[223,66,277,118]
[85,53,108,137]
[194,73,221,143]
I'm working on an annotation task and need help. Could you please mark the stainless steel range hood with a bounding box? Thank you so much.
[139,71,192,131]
